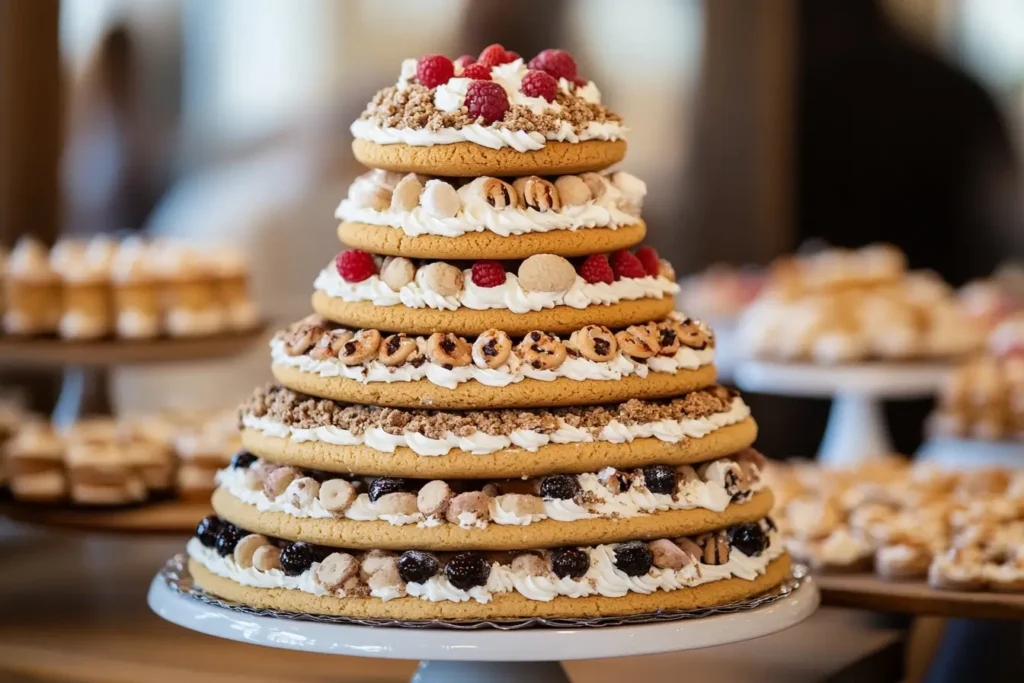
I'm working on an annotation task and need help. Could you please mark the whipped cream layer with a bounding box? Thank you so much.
[270,337,714,389]
[217,454,759,528]
[187,531,783,604]
[315,265,678,314]
[242,396,747,456]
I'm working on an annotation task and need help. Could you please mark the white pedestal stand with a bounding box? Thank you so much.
[735,361,952,465]
[917,437,1024,469]
[147,574,818,683]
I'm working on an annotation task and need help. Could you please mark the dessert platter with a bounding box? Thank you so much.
[735,244,981,464]
[149,45,817,682]
[768,457,1024,619]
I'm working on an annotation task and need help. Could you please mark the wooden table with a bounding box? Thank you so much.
[0,500,210,534]
[0,522,906,683]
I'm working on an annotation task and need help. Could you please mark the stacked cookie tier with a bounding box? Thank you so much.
[187,44,788,620]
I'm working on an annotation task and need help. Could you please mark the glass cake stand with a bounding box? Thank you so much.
[735,360,952,465]
[147,563,819,683]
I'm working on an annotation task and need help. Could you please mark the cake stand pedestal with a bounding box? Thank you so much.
[735,361,952,465]
[147,573,819,683]
[916,437,1024,469]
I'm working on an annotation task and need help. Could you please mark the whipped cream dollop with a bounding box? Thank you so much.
[269,337,714,390]
[314,264,678,313]
[188,532,783,604]
[241,395,747,457]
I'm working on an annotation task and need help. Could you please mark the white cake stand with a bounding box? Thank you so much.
[916,437,1024,469]
[147,573,818,683]
[734,360,952,465]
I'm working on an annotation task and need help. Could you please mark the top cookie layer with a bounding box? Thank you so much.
[351,47,626,176]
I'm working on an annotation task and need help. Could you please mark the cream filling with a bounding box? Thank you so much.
[314,265,677,313]
[351,118,625,153]
[187,531,782,603]
[269,338,713,390]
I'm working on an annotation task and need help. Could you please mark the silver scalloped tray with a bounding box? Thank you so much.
[161,554,810,630]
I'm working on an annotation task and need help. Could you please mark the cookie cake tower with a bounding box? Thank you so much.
[186,45,791,620]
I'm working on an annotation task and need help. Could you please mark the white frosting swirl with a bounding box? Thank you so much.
[351,119,625,153]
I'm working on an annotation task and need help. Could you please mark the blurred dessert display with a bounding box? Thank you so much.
[676,264,765,322]
[0,405,239,507]
[928,312,1024,442]
[958,263,1024,335]
[0,234,260,341]
[767,457,1024,592]
[737,244,983,364]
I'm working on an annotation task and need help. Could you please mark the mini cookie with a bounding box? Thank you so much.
[311,289,676,336]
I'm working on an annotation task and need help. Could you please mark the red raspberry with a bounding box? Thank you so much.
[610,250,646,280]
[461,63,491,80]
[335,250,377,283]
[416,54,454,89]
[578,254,614,285]
[572,75,589,87]
[470,260,506,288]
[465,80,510,123]
[520,70,558,103]
[528,49,578,81]
[505,51,521,63]
[635,246,660,277]
[478,43,509,68]
[454,55,476,69]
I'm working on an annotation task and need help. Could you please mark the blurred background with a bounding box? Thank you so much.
[1,0,1022,450]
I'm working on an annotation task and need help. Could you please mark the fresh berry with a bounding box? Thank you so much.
[528,49,578,81]
[368,477,409,502]
[729,522,768,557]
[230,450,257,469]
[305,469,338,483]
[539,474,581,500]
[214,523,245,557]
[445,552,491,590]
[635,246,660,277]
[613,540,654,577]
[335,250,377,283]
[465,80,510,124]
[642,465,677,495]
[578,254,614,285]
[454,55,476,69]
[398,550,441,584]
[610,249,646,280]
[478,43,510,68]
[196,515,222,548]
[572,75,589,87]
[461,63,491,80]
[471,260,506,288]
[416,54,455,89]
[505,51,521,63]
[520,70,558,103]
[551,547,590,579]
[280,541,320,576]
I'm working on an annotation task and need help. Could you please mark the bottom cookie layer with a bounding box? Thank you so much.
[189,553,790,620]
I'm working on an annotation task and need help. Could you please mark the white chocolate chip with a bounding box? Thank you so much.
[370,187,392,211]
[319,479,357,514]
[421,179,460,218]
[380,256,416,291]
[417,480,454,517]
[234,534,270,569]
[375,491,418,516]
[391,174,424,212]
[315,552,359,591]
[284,477,320,508]
[252,544,283,571]
[418,262,464,297]
[517,254,576,294]
[554,175,592,206]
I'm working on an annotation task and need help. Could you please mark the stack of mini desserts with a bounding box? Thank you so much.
[738,244,983,364]
[768,457,1024,592]
[186,45,791,621]
[928,313,1024,442]
[0,235,259,340]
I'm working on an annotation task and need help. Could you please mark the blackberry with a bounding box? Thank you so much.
[280,542,320,576]
[195,515,222,548]
[230,450,257,469]
[613,541,653,577]
[397,551,441,584]
[550,548,590,579]
[642,465,676,495]
[214,523,245,557]
[444,552,491,590]
[368,477,409,502]
[539,474,581,500]
[729,523,767,557]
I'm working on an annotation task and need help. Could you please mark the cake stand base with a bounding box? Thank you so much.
[735,361,952,465]
[413,661,567,683]
[916,437,1024,469]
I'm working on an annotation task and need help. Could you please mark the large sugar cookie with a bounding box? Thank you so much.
[212,487,774,552]
[337,221,646,260]
[352,139,626,177]
[189,553,790,620]
[311,289,675,336]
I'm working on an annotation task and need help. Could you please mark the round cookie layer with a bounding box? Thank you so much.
[212,487,773,551]
[311,289,676,336]
[337,221,647,260]
[189,553,790,620]
[240,418,757,478]
[272,362,718,410]
[352,139,627,177]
